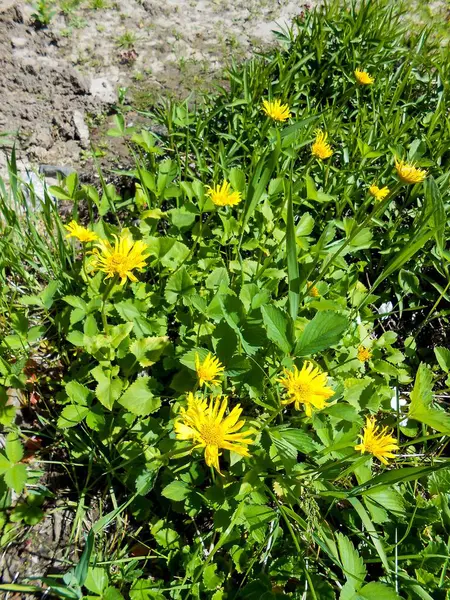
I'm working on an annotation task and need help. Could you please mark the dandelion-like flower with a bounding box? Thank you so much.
[395,158,427,184]
[174,392,255,474]
[355,416,399,465]
[369,184,390,202]
[90,230,150,286]
[262,99,291,122]
[354,69,375,85]
[206,181,242,207]
[195,352,225,387]
[357,346,372,362]
[311,130,333,160]
[65,220,98,243]
[307,282,320,297]
[278,361,334,417]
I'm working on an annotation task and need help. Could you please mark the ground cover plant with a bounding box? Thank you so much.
[0,0,450,598]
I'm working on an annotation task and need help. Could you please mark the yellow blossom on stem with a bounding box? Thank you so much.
[90,231,150,286]
[357,346,372,362]
[278,361,334,417]
[369,184,390,201]
[195,352,225,387]
[65,220,98,243]
[355,416,399,465]
[354,68,375,85]
[174,393,255,474]
[262,99,291,122]
[311,130,333,160]
[395,158,427,184]
[307,281,320,297]
[206,181,242,207]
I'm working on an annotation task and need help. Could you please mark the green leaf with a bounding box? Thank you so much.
[109,323,134,349]
[57,405,90,428]
[278,428,318,453]
[352,582,401,600]
[295,311,349,356]
[261,305,292,354]
[0,388,15,426]
[165,267,195,304]
[161,481,190,501]
[5,433,24,463]
[84,567,108,595]
[424,176,445,255]
[130,336,170,367]
[4,463,27,494]
[118,377,161,416]
[92,367,123,411]
[286,183,300,321]
[65,381,92,406]
[434,347,450,373]
[336,532,366,591]
[203,564,224,591]
[408,363,450,433]
[104,587,125,600]
[130,580,165,600]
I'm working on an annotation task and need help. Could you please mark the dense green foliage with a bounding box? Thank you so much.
[0,1,449,599]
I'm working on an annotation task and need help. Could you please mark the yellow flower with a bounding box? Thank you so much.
[307,281,320,297]
[90,231,150,286]
[195,352,225,387]
[369,184,390,201]
[355,416,399,465]
[262,99,291,122]
[395,158,427,184]
[354,69,375,85]
[311,130,333,160]
[278,361,334,417]
[174,392,255,474]
[206,181,242,207]
[65,220,98,243]
[357,346,372,362]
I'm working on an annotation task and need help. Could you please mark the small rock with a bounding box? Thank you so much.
[90,77,116,104]
[72,110,90,148]
[11,36,27,48]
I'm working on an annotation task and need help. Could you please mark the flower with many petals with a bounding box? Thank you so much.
[395,159,427,184]
[278,361,334,416]
[262,99,291,122]
[357,346,372,362]
[355,416,399,465]
[90,230,149,286]
[369,184,390,202]
[354,69,375,85]
[174,393,254,474]
[65,220,98,243]
[207,181,242,207]
[311,130,333,160]
[195,352,225,387]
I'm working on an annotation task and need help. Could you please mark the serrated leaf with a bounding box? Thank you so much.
[118,377,161,416]
[165,267,195,304]
[261,305,292,354]
[57,405,90,428]
[351,582,401,600]
[336,532,367,591]
[65,381,92,406]
[4,463,27,494]
[130,336,170,367]
[408,363,450,433]
[434,347,450,373]
[92,367,123,411]
[0,387,15,426]
[5,433,24,463]
[295,311,348,356]
[202,564,224,591]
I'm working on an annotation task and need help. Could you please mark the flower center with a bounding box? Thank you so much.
[200,421,223,446]
[108,253,128,272]
[292,382,310,402]
[197,366,214,381]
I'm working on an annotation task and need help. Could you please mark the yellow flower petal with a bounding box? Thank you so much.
[395,158,427,184]
[90,230,149,285]
[278,361,334,416]
[354,68,375,85]
[262,99,291,122]
[206,181,242,207]
[354,416,399,464]
[311,129,333,160]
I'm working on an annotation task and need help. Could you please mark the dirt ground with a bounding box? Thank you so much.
[0,0,308,185]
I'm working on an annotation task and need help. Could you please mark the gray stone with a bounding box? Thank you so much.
[11,36,27,48]
[72,109,90,148]
[89,77,116,104]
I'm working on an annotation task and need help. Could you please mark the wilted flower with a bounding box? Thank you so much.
[195,352,225,387]
[311,130,333,159]
[174,393,254,474]
[90,231,150,286]
[354,69,375,85]
[65,220,98,243]
[207,181,242,207]
[278,361,334,416]
[395,158,427,184]
[355,416,399,465]
[369,184,390,201]
[262,99,291,122]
